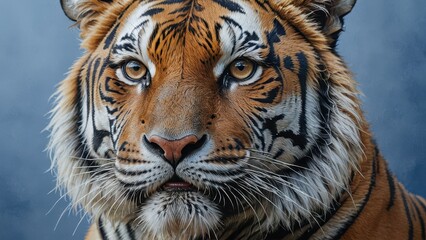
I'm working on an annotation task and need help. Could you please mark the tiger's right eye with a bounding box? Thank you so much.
[122,60,148,82]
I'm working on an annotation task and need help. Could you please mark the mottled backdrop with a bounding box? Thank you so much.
[0,1,425,239]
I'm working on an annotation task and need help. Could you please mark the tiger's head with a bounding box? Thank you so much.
[50,0,367,238]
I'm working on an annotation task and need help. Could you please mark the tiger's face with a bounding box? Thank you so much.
[52,0,362,238]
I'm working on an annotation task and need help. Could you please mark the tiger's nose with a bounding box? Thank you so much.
[147,135,203,165]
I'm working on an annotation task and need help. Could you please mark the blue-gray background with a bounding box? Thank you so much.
[0,1,425,239]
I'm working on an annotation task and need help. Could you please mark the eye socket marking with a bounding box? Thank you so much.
[228,58,256,80]
[122,60,148,82]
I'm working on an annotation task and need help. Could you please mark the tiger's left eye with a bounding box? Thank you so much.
[229,59,256,80]
[122,60,148,81]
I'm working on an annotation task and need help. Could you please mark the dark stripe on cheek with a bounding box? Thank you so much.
[76,57,90,154]
[251,86,280,103]
[100,84,118,104]
[91,58,111,153]
[76,55,102,171]
[98,218,109,240]
[85,58,94,126]
[284,56,294,71]
[104,77,126,95]
[115,227,123,239]
[126,223,136,240]
[104,23,120,50]
[296,52,308,148]
[213,0,245,13]
[93,130,110,152]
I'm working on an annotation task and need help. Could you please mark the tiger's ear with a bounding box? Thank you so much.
[310,0,356,47]
[313,0,356,46]
[284,0,356,47]
[60,0,114,37]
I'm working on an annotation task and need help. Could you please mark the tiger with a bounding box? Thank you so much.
[49,0,426,239]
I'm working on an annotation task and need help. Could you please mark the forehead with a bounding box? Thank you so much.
[114,0,274,57]
[120,0,268,31]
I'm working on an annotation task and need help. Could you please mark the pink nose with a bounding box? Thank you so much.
[148,135,199,164]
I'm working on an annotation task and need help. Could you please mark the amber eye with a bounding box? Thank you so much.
[228,58,256,80]
[122,60,148,81]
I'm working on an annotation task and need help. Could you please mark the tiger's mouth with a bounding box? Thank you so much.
[127,174,198,205]
[161,174,196,192]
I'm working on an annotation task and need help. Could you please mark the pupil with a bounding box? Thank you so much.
[236,62,246,71]
[129,63,140,72]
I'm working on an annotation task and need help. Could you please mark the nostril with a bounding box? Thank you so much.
[143,136,165,156]
[181,135,207,160]
[145,134,206,166]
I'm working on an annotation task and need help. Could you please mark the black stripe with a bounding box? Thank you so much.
[283,56,294,71]
[251,86,280,103]
[119,179,147,188]
[417,196,426,213]
[90,58,111,153]
[98,218,109,240]
[264,19,286,65]
[198,168,243,177]
[400,185,414,240]
[253,0,268,11]
[331,147,378,239]
[76,56,103,172]
[220,16,242,30]
[116,168,151,176]
[104,23,120,50]
[85,57,94,129]
[100,83,118,104]
[386,165,396,210]
[126,223,136,240]
[158,0,186,5]
[141,7,164,17]
[295,52,308,149]
[413,199,426,240]
[212,0,245,13]
[277,68,332,172]
[75,57,90,156]
[115,226,123,239]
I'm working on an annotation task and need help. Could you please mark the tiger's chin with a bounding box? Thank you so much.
[137,191,222,239]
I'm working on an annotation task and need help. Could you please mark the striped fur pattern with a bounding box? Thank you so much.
[49,0,426,239]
